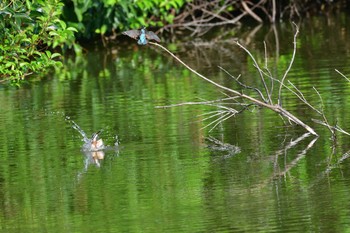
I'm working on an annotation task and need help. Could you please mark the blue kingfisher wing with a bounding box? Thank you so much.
[145,31,161,42]
[122,29,141,40]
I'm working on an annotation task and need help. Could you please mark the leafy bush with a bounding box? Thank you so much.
[63,0,186,39]
[0,0,78,83]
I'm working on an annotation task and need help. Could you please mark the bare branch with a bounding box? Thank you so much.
[241,0,263,23]
[218,66,267,102]
[313,87,334,135]
[155,97,239,109]
[312,119,350,137]
[278,22,299,106]
[236,41,272,104]
[335,69,350,82]
[151,41,318,136]
[287,81,322,115]
[206,112,236,132]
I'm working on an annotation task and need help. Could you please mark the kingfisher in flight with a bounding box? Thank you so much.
[122,27,161,45]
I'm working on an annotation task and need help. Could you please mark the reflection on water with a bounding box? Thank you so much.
[1,15,350,232]
[206,136,241,160]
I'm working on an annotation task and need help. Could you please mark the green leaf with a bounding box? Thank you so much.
[49,31,59,36]
[50,53,61,59]
[33,51,42,57]
[45,50,52,58]
[19,62,29,67]
[21,38,31,43]
[57,20,67,30]
[13,12,32,21]
[5,62,15,68]
[26,0,32,10]
[100,25,107,34]
[67,27,78,32]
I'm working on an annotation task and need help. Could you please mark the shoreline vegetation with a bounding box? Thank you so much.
[0,0,348,82]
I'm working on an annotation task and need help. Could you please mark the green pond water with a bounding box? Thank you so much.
[1,15,350,232]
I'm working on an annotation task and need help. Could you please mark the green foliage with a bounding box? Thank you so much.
[0,0,78,83]
[63,0,186,39]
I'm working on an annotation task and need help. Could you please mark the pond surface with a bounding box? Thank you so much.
[1,15,350,232]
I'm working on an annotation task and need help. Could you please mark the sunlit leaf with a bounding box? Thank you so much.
[45,50,52,58]
[51,53,61,59]
[49,31,59,36]
[67,27,78,32]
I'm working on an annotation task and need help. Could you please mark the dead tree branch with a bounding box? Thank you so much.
[150,25,318,136]
[160,0,338,36]
[241,0,263,23]
[162,0,266,35]
[285,69,350,138]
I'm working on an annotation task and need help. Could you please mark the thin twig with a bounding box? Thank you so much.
[208,112,236,132]
[335,69,350,82]
[236,41,272,104]
[313,87,334,135]
[286,81,322,115]
[202,111,235,132]
[312,119,350,136]
[218,66,267,102]
[155,97,239,108]
[263,41,274,98]
[200,111,228,122]
[278,22,299,106]
[241,0,263,23]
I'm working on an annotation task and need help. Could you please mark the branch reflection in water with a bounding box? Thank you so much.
[206,136,241,160]
[237,133,319,192]
[272,133,318,178]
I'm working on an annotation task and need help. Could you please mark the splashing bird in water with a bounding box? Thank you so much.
[122,27,161,45]
[89,131,104,151]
